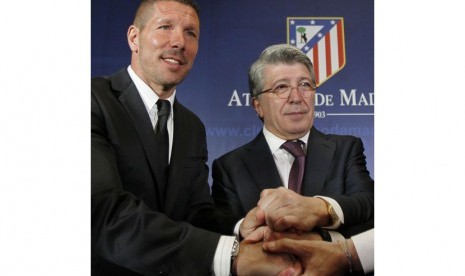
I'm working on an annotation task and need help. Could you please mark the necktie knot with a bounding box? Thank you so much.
[281,140,305,158]
[155,99,170,133]
[156,99,171,118]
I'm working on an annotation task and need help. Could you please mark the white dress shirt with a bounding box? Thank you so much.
[127,66,174,162]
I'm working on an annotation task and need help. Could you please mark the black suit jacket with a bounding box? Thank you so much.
[91,69,238,275]
[211,127,374,237]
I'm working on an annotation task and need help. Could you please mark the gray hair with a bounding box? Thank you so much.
[248,44,316,97]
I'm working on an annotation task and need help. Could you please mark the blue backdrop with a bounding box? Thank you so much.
[91,0,374,181]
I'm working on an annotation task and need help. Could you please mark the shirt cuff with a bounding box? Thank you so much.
[212,235,236,276]
[327,230,345,243]
[315,196,344,229]
[233,218,243,237]
[351,229,374,273]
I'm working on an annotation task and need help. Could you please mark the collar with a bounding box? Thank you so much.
[262,126,310,154]
[127,65,176,115]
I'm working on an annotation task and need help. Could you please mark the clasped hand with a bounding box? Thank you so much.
[238,187,340,276]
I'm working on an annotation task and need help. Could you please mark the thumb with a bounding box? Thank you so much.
[276,267,297,276]
[243,226,267,242]
[255,207,266,225]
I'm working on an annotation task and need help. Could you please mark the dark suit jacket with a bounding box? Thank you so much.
[91,69,238,275]
[211,127,374,237]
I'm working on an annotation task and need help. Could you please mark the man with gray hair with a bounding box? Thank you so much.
[212,44,374,274]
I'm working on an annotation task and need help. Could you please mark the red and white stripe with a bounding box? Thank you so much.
[306,20,345,86]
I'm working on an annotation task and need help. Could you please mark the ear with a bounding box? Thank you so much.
[127,25,139,52]
[252,97,264,119]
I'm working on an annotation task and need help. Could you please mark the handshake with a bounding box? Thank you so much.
[231,187,362,276]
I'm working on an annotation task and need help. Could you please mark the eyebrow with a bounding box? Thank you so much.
[154,18,173,25]
[154,18,199,32]
[271,76,311,84]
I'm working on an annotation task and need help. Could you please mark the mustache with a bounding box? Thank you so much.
[284,106,309,114]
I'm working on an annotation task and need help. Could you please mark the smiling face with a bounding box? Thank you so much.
[128,1,200,98]
[253,62,315,140]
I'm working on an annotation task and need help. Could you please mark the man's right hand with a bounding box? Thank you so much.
[257,187,328,232]
[239,207,266,240]
[233,240,302,276]
[263,239,350,276]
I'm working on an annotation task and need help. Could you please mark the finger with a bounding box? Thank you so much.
[259,198,286,225]
[263,238,302,255]
[240,208,262,238]
[243,207,261,228]
[267,230,304,242]
[260,188,273,199]
[255,207,266,225]
[257,189,278,210]
[276,267,297,276]
[259,188,298,215]
[263,227,273,241]
[271,215,302,232]
[243,226,267,242]
[264,207,301,232]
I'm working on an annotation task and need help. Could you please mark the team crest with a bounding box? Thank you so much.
[287,17,346,86]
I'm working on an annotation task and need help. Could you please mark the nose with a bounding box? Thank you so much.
[170,29,185,50]
[288,86,303,103]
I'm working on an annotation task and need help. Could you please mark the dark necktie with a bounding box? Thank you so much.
[280,140,305,193]
[155,99,171,182]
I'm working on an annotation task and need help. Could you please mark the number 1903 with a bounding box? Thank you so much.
[314,111,326,118]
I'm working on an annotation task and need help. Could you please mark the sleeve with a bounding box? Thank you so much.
[212,236,237,276]
[211,157,248,218]
[330,137,374,236]
[351,229,374,273]
[91,91,221,275]
[315,196,344,229]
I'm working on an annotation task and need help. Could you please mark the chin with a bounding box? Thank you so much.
[167,72,189,84]
[289,124,311,135]
[161,75,184,87]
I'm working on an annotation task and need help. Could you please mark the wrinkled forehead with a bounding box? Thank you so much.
[263,62,312,83]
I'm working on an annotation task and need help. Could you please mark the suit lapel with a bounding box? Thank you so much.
[111,70,166,207]
[301,127,336,196]
[242,132,284,190]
